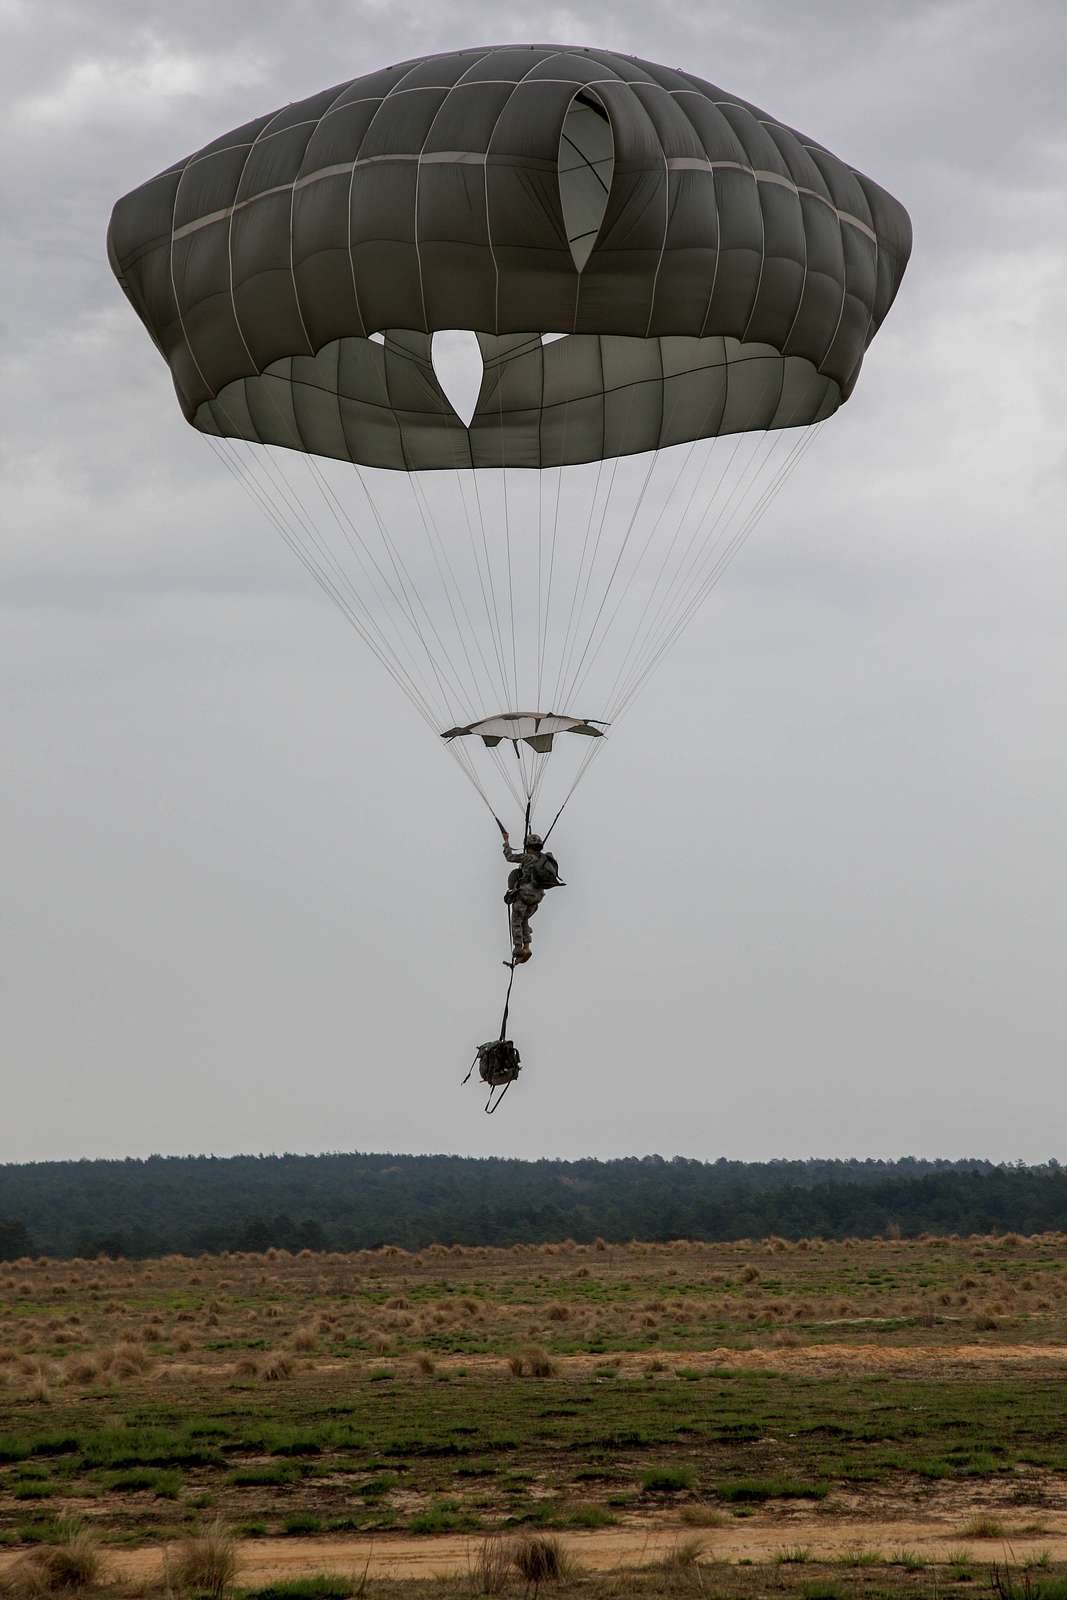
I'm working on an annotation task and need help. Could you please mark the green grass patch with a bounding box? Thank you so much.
[407,1499,478,1534]
[102,1467,182,1497]
[716,1477,828,1502]
[640,1465,695,1492]
[281,1513,324,1535]
[242,1581,365,1600]
[559,1503,616,1528]
[355,1474,396,1499]
[229,1464,301,1487]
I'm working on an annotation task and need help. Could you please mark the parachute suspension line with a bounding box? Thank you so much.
[548,370,646,713]
[611,421,823,721]
[541,736,605,847]
[582,363,786,720]
[609,429,767,709]
[546,452,606,714]
[552,448,627,706]
[405,469,500,721]
[487,744,526,810]
[555,367,744,728]
[537,389,576,710]
[537,457,565,709]
[247,377,513,815]
[261,445,459,730]
[497,387,520,713]
[607,353,825,716]
[293,455,455,720]
[442,463,516,717]
[599,370,786,721]
[470,467,514,709]
[228,371,467,734]
[563,411,729,713]
[536,463,544,708]
[451,465,513,712]
[556,437,665,710]
[594,431,727,717]
[609,372,820,718]
[350,463,477,728]
[203,435,445,736]
[203,402,502,818]
[211,436,451,730]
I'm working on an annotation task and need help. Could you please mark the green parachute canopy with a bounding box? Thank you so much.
[109,45,910,817]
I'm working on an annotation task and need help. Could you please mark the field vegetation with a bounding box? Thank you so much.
[0,1233,1066,1594]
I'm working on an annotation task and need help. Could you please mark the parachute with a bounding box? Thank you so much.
[108,43,911,830]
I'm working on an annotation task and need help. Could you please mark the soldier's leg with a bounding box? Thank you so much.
[510,900,526,954]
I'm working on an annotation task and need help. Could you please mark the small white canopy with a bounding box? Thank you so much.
[442,712,607,754]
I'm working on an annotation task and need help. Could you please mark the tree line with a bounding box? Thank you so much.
[0,1152,1063,1261]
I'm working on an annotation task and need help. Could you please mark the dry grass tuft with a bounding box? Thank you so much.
[166,1522,237,1599]
[0,1522,104,1595]
[680,1504,726,1528]
[960,1515,1008,1539]
[258,1354,294,1382]
[653,1537,705,1581]
[509,1532,576,1586]
[63,1355,99,1385]
[510,1345,557,1378]
[470,1534,512,1595]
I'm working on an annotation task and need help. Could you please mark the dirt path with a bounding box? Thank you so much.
[6,1514,1067,1584]
[262,1342,1067,1387]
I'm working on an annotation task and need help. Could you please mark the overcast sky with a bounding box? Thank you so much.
[2,0,1065,1168]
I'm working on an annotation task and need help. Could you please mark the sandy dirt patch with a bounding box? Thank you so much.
[7,1507,1067,1584]
[292,1343,1067,1384]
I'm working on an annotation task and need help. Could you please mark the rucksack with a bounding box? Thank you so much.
[526,851,561,891]
[477,1039,521,1086]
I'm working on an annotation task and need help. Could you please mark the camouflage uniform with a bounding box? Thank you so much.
[503,842,560,957]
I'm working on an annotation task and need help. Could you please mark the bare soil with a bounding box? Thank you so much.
[10,1493,1065,1585]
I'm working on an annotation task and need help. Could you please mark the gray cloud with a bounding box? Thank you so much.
[2,0,1064,1166]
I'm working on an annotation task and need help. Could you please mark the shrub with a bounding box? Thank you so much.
[259,1355,293,1382]
[514,1346,556,1378]
[0,1521,103,1595]
[680,1505,726,1527]
[509,1533,575,1585]
[167,1524,237,1598]
[960,1516,1008,1539]
[470,1535,511,1596]
[836,1548,882,1567]
[63,1357,98,1386]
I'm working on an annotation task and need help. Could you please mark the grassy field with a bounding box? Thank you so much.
[1,1232,1066,1594]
